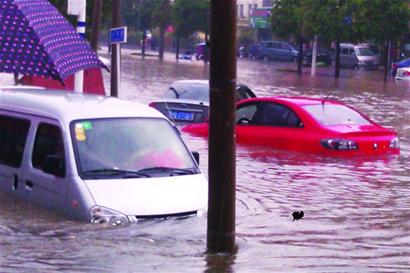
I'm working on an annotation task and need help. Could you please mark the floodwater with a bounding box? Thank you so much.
[2,49,410,272]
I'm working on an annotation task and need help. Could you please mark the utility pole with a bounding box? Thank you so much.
[90,0,103,51]
[68,0,86,93]
[207,0,237,253]
[111,0,122,97]
[335,39,341,78]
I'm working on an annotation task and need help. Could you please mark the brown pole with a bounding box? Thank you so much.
[90,0,103,51]
[110,0,121,97]
[207,0,237,253]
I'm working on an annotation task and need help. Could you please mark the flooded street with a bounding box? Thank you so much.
[2,49,410,272]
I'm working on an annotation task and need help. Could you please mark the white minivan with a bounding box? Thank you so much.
[340,43,378,70]
[0,88,208,224]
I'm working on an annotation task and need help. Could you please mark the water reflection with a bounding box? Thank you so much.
[205,252,236,273]
[2,50,410,272]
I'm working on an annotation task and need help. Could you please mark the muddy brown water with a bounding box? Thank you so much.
[1,49,410,272]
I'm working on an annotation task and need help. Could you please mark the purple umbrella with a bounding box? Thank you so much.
[0,0,106,82]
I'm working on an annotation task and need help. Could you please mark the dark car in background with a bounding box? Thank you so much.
[303,47,333,66]
[256,41,299,62]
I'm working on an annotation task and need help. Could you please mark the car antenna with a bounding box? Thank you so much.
[322,92,332,109]
[170,87,180,99]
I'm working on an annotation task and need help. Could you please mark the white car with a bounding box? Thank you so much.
[149,80,256,124]
[0,88,208,224]
[395,67,410,80]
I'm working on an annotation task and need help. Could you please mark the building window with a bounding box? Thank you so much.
[248,4,252,17]
[254,4,258,10]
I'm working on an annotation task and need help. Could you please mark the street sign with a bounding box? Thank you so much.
[250,8,271,29]
[110,26,127,44]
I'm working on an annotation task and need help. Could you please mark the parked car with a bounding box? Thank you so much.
[391,57,410,77]
[237,46,248,58]
[303,47,333,66]
[256,41,299,62]
[340,43,378,70]
[195,42,206,60]
[149,80,256,124]
[395,67,410,80]
[248,43,259,59]
[182,97,400,156]
[179,50,195,60]
[0,88,208,223]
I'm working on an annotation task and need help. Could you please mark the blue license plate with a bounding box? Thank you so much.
[169,110,194,121]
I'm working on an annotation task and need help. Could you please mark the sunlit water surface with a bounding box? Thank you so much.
[1,49,410,272]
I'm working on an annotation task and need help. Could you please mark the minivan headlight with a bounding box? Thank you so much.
[90,206,131,226]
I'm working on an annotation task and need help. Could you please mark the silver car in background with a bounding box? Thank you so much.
[340,43,379,70]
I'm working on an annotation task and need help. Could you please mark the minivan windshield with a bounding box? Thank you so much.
[303,104,372,126]
[71,118,197,178]
[355,47,375,56]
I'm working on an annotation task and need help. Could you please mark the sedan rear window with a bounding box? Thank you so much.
[165,84,209,101]
[303,104,371,126]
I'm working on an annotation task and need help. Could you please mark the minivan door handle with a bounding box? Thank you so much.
[25,180,33,191]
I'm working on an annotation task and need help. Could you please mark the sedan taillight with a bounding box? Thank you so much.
[321,139,358,150]
[403,71,410,77]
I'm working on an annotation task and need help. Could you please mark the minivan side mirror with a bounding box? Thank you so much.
[191,151,200,165]
[43,155,65,177]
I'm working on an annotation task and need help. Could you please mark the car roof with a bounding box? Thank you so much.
[171,80,251,88]
[171,80,208,86]
[0,88,164,125]
[240,96,341,107]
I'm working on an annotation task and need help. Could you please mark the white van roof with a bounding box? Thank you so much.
[0,88,165,125]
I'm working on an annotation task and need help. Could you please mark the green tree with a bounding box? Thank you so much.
[271,0,308,74]
[303,0,358,77]
[173,0,209,59]
[354,0,410,80]
[152,0,172,60]
[122,0,155,56]
[271,0,360,77]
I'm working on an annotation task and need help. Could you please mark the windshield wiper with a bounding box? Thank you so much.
[82,168,151,178]
[137,167,197,175]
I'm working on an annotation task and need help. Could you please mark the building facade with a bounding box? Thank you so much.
[236,0,274,42]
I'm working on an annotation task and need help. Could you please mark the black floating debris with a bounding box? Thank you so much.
[292,211,304,221]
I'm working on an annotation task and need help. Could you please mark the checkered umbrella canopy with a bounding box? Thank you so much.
[0,0,105,81]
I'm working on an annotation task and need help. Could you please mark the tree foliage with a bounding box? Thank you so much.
[173,0,209,38]
[354,0,410,43]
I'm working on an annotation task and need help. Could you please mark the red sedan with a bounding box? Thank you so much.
[182,97,400,156]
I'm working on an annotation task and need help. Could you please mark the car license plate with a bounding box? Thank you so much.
[170,110,194,121]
